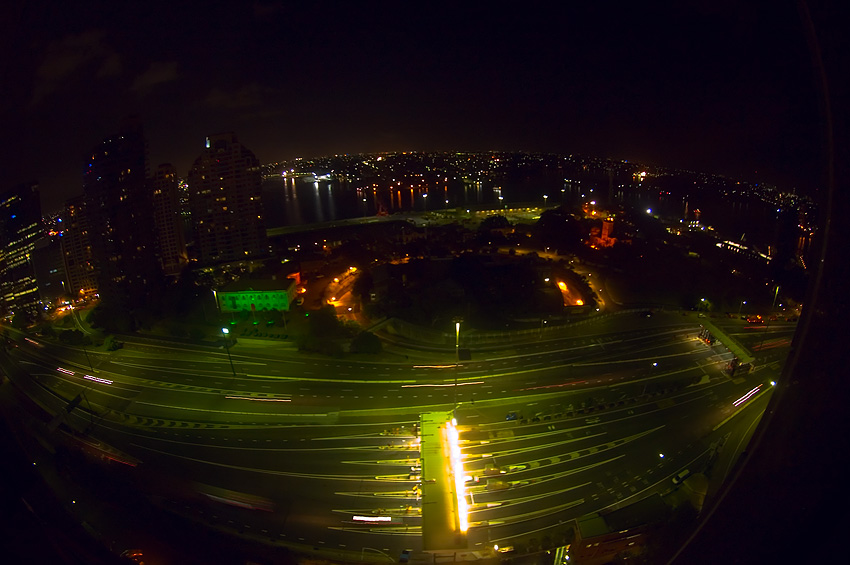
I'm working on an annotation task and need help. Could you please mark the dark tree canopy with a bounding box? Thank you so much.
[351,331,382,354]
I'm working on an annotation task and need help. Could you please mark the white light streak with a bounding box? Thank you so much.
[733,385,762,407]
[402,381,483,388]
[352,515,393,522]
[83,375,112,385]
[446,419,468,532]
[224,396,291,402]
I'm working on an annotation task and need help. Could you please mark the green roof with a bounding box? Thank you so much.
[220,277,296,293]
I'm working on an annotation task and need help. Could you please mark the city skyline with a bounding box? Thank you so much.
[1,1,828,212]
[1,4,847,563]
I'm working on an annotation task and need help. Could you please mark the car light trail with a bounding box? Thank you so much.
[352,515,393,522]
[412,364,459,369]
[84,375,112,385]
[733,385,762,407]
[57,367,75,375]
[224,396,291,402]
[520,380,587,391]
[445,418,468,532]
[402,381,483,388]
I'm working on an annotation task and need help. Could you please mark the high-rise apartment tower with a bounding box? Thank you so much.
[0,182,42,315]
[82,120,161,305]
[187,133,267,264]
[151,164,188,276]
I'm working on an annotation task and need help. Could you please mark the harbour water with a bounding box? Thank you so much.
[261,174,801,251]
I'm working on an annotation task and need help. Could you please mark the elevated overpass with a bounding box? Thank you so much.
[699,319,755,365]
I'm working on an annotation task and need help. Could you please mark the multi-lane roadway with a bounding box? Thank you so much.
[0,311,796,563]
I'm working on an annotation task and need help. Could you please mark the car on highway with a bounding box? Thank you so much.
[673,469,691,484]
[505,411,518,421]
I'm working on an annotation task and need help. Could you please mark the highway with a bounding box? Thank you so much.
[0,310,795,562]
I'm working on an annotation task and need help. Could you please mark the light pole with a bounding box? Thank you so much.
[453,317,463,408]
[221,327,237,378]
[423,193,428,212]
[455,320,461,363]
[543,194,548,207]
[81,342,94,374]
[65,296,94,372]
[758,285,780,353]
[738,300,747,317]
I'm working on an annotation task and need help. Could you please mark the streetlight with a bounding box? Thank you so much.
[423,193,428,211]
[758,285,780,352]
[81,342,94,373]
[452,317,463,407]
[455,320,461,362]
[543,194,548,206]
[221,327,237,378]
[63,295,94,371]
[738,300,747,317]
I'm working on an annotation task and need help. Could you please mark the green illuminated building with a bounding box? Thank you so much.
[216,277,297,313]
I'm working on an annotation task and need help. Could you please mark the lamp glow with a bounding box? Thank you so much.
[446,419,468,532]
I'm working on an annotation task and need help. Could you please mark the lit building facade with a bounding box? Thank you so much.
[151,163,188,276]
[601,216,614,240]
[216,278,296,313]
[188,133,268,264]
[0,182,43,315]
[60,195,98,300]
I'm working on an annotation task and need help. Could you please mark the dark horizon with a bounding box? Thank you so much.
[1,1,827,212]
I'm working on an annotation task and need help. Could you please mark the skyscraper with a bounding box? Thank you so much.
[83,120,162,305]
[187,133,267,264]
[0,182,43,315]
[60,195,97,300]
[151,164,188,276]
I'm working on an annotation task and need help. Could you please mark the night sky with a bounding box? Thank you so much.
[1,1,828,212]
